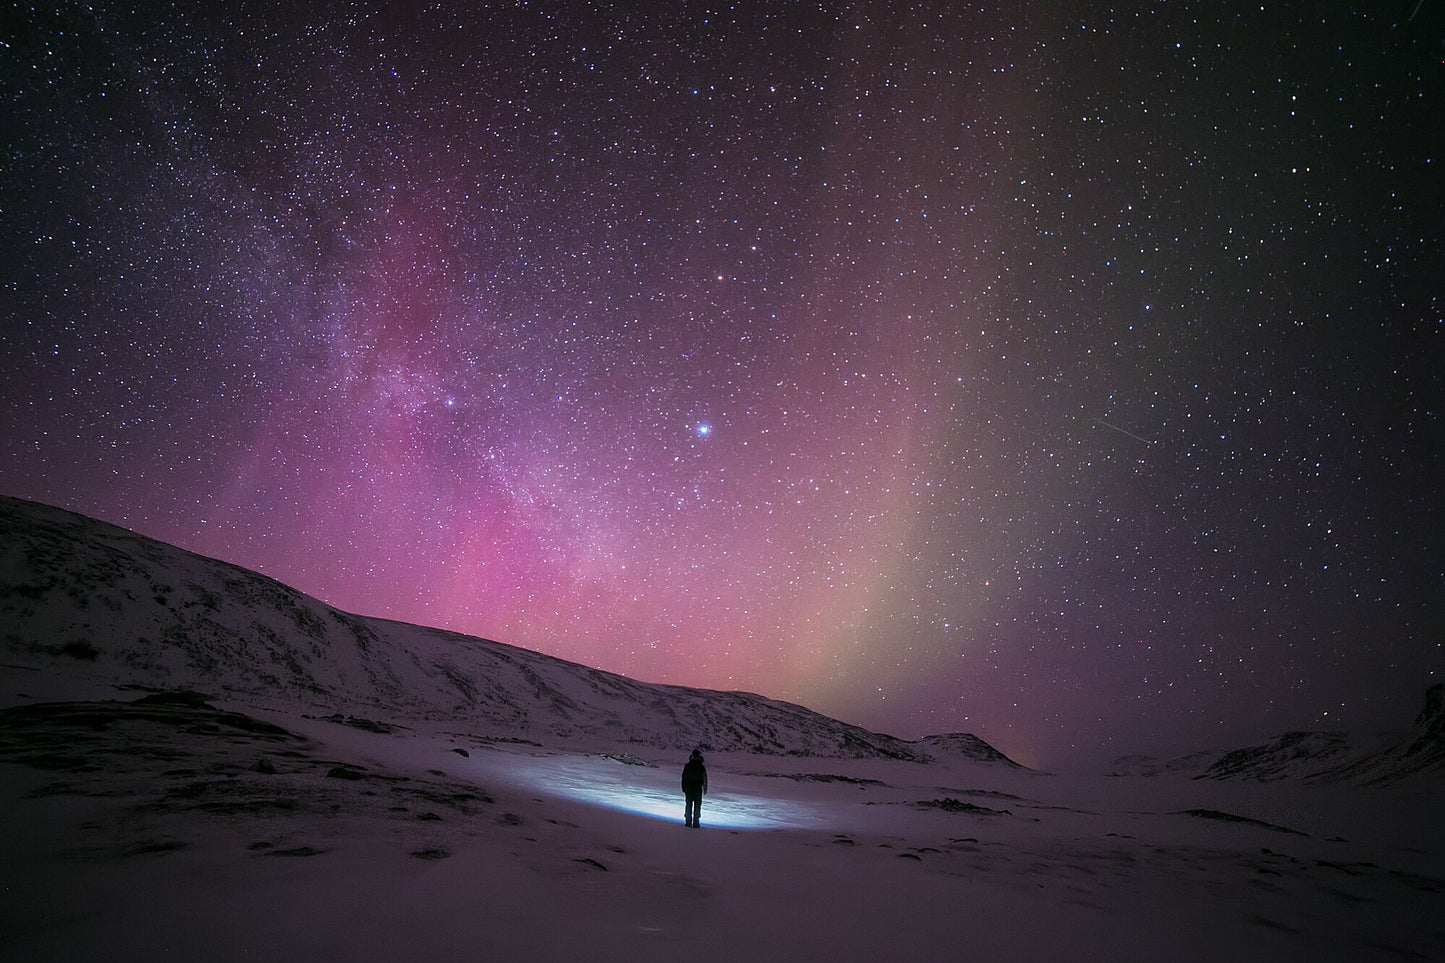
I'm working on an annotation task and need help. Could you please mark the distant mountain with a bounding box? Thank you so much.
[915,732,1020,766]
[1109,685,1445,785]
[1107,751,1225,779]
[0,496,1018,765]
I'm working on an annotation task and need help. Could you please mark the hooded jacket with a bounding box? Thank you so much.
[681,753,708,794]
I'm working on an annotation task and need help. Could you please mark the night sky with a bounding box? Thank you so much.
[3,2,1440,767]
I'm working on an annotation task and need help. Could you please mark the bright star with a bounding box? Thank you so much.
[696,423,711,436]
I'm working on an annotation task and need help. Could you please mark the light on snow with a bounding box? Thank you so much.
[472,751,822,830]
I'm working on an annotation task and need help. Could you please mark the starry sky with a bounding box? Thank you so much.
[3,1,1441,767]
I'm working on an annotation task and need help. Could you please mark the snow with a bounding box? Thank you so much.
[3,700,1442,962]
[483,750,827,830]
[2,496,1444,960]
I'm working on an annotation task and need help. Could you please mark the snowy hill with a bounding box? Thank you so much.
[1107,751,1227,779]
[914,731,1020,765]
[1110,686,1445,785]
[1194,685,1445,785]
[0,496,1014,763]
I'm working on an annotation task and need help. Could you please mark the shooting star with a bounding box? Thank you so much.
[1093,419,1155,446]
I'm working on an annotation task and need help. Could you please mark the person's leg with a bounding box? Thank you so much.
[684,794,695,826]
[693,793,702,827]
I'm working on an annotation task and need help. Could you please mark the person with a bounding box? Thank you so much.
[680,748,708,828]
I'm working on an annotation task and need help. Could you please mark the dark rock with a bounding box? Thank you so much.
[266,846,327,857]
[134,690,214,709]
[326,766,366,781]
[1178,809,1307,836]
[918,797,1011,816]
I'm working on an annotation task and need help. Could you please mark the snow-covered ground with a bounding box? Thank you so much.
[2,694,1441,962]
[2,497,1441,960]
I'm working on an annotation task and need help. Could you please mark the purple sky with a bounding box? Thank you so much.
[3,1,1440,766]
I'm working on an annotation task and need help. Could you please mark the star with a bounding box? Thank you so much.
[1,1,1437,767]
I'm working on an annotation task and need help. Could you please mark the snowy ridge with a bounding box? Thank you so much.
[1195,685,1445,785]
[0,496,1014,763]
[914,731,1020,765]
[1110,686,1445,785]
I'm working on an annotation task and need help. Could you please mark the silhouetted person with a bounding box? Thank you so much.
[681,748,708,827]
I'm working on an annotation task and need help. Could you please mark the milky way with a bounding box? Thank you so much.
[3,2,1440,765]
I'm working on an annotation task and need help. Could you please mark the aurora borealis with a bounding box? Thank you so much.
[3,1,1440,765]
